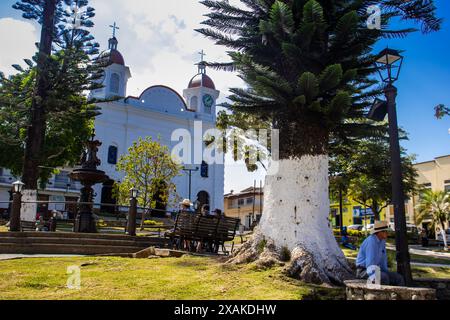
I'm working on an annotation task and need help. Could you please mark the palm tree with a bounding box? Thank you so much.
[198,0,440,284]
[415,190,450,251]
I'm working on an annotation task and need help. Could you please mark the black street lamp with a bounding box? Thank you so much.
[127,188,139,236]
[372,48,412,286]
[9,180,25,232]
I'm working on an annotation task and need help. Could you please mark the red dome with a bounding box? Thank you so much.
[99,49,125,66]
[188,73,216,90]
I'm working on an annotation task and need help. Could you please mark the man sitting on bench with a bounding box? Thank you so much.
[35,216,50,232]
[356,221,405,286]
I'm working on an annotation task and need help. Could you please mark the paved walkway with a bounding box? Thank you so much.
[0,254,83,261]
[387,244,450,260]
[346,256,450,269]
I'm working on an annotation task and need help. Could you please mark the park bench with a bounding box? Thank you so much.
[20,219,57,232]
[20,221,37,232]
[166,212,240,254]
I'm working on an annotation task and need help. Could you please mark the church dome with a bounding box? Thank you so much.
[99,48,125,66]
[188,73,216,90]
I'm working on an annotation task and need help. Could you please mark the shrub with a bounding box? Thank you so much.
[279,246,291,262]
[347,230,363,238]
[143,220,164,226]
[257,239,267,254]
[97,219,107,227]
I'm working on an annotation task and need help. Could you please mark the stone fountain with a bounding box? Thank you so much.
[70,131,109,233]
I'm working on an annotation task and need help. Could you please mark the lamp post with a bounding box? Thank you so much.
[9,180,25,232]
[127,188,138,236]
[372,48,412,286]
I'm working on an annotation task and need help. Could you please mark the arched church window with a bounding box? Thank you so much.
[108,145,118,165]
[110,73,120,94]
[190,96,198,110]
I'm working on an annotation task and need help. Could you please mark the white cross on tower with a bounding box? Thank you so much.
[109,22,120,38]
[199,50,206,62]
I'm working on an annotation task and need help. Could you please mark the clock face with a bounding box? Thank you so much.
[203,94,214,108]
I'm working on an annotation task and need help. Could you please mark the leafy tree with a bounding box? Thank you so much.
[435,104,449,119]
[198,0,440,284]
[114,137,182,230]
[331,136,417,221]
[0,0,104,188]
[415,190,449,250]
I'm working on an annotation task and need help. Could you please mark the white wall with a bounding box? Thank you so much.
[93,85,224,212]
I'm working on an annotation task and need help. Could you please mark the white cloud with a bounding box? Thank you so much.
[0,18,37,75]
[0,1,261,192]
[88,0,245,99]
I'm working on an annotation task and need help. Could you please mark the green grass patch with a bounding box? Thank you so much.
[412,267,450,279]
[0,255,324,300]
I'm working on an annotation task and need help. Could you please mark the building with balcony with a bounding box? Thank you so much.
[329,196,388,229]
[224,187,264,230]
[386,155,450,228]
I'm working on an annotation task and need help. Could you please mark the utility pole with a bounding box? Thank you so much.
[339,185,344,235]
[22,0,58,190]
[259,180,263,219]
[183,167,199,201]
[252,180,256,226]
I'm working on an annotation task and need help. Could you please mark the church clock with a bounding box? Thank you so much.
[203,94,214,110]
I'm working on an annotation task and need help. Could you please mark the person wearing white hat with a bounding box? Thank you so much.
[356,221,405,286]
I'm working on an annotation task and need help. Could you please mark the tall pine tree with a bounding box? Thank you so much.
[0,0,104,186]
[198,0,441,284]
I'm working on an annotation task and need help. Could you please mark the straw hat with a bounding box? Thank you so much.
[371,221,390,234]
[180,199,192,206]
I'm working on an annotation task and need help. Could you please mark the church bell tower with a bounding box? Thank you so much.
[90,22,131,100]
[183,50,220,118]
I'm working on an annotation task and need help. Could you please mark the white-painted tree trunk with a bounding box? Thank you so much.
[229,155,352,284]
[440,226,448,251]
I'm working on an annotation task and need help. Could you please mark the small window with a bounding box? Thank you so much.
[190,96,198,110]
[201,161,208,178]
[108,146,118,165]
[246,197,253,205]
[110,73,120,94]
[238,199,245,206]
[445,184,450,193]
[204,105,212,114]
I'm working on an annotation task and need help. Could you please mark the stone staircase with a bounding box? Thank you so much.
[0,232,170,255]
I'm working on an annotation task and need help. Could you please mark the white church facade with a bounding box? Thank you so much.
[91,34,224,214]
[0,33,225,218]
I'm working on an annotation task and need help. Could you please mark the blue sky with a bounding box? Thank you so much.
[0,0,449,192]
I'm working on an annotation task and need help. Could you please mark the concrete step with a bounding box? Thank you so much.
[0,232,157,243]
[0,232,171,255]
[0,242,145,255]
[1,237,155,247]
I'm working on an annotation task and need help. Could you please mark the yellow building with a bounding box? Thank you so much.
[386,155,450,228]
[330,197,387,228]
[224,187,263,230]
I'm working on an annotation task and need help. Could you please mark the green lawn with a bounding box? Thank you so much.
[0,255,334,300]
[0,248,449,300]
